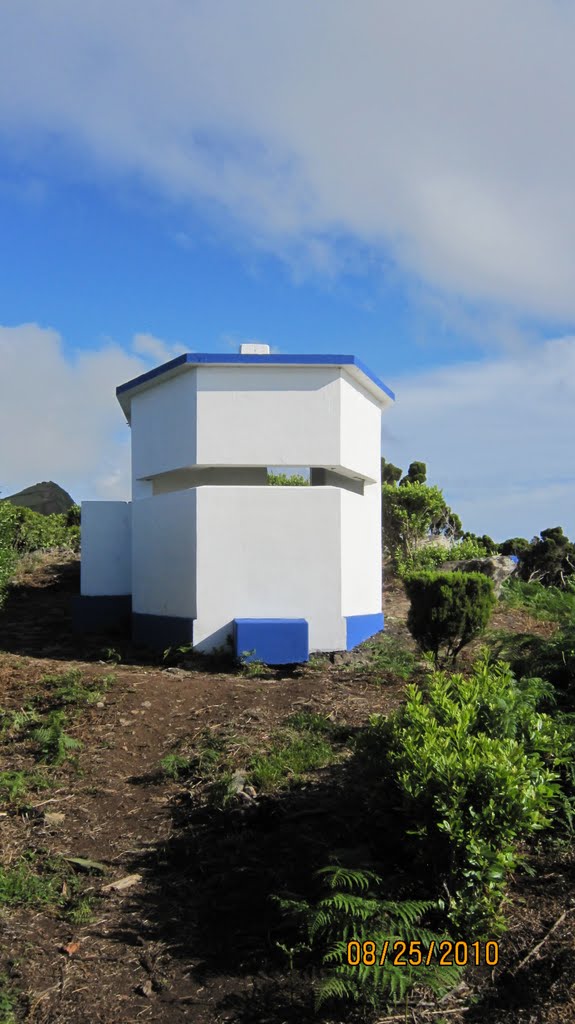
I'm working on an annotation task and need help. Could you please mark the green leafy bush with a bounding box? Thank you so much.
[267,472,309,486]
[356,657,563,932]
[382,482,462,568]
[396,535,492,577]
[404,570,496,664]
[0,502,79,554]
[0,544,17,609]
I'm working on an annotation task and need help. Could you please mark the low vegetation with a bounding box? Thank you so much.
[0,501,80,608]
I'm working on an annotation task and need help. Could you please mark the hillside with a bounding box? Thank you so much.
[0,553,573,1024]
[1,481,75,516]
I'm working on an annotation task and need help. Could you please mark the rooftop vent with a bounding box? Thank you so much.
[239,343,270,355]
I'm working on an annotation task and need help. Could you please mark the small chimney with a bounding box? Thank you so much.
[239,343,270,355]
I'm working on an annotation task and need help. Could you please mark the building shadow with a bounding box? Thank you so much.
[98,761,408,1023]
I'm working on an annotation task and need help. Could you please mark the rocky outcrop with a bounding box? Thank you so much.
[1,481,75,516]
[441,555,518,596]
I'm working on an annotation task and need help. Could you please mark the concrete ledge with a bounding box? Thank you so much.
[132,612,194,651]
[71,595,132,634]
[345,612,384,650]
[234,618,309,665]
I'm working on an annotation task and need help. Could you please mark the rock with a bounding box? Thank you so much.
[44,811,66,825]
[102,873,142,893]
[243,785,257,800]
[230,770,247,794]
[441,555,517,596]
[136,979,153,998]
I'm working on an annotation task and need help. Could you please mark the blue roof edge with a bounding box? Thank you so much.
[116,352,395,402]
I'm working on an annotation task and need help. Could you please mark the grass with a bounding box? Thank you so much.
[0,856,65,909]
[38,668,115,708]
[0,853,94,926]
[248,728,344,792]
[157,714,351,800]
[158,751,192,780]
[357,634,418,680]
[0,975,18,1024]
[0,769,52,805]
[500,578,575,625]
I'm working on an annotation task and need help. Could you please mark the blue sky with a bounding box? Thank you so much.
[1,1,575,541]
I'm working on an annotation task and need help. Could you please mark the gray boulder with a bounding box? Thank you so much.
[440,555,517,596]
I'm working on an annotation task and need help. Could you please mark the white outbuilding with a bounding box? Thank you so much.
[74,345,395,663]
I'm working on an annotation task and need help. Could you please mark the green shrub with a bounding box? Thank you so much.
[66,503,81,527]
[356,657,562,932]
[396,536,492,577]
[383,483,462,568]
[0,503,79,554]
[0,544,17,608]
[267,472,309,486]
[404,570,496,664]
[493,626,575,712]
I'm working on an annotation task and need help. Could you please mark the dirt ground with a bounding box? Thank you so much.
[0,556,573,1024]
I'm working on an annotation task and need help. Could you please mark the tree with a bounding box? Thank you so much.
[461,531,498,555]
[499,537,530,558]
[400,461,427,486]
[382,482,462,567]
[518,527,575,588]
[380,457,402,486]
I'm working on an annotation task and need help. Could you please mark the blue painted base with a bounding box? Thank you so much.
[345,612,384,650]
[71,595,132,633]
[234,618,309,665]
[132,613,194,651]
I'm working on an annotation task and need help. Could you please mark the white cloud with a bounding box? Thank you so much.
[132,333,188,363]
[384,336,575,541]
[0,325,183,502]
[2,2,575,317]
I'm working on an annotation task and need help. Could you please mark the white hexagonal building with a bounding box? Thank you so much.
[74,345,395,663]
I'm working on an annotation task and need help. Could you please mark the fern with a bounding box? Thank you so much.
[275,866,462,1012]
[32,711,82,764]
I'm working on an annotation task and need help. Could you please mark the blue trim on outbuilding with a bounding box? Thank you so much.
[234,618,309,665]
[117,353,395,402]
[345,612,384,650]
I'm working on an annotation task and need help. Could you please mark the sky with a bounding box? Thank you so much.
[1,0,574,541]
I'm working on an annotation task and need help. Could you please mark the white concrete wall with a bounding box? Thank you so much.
[80,501,131,596]
[339,373,382,483]
[340,482,382,617]
[152,466,268,494]
[195,366,342,469]
[193,486,345,652]
[131,490,197,618]
[131,368,197,486]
